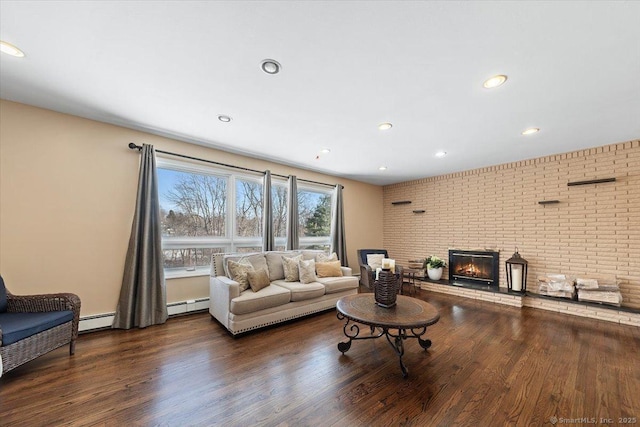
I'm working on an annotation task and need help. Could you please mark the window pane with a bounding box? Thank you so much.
[298,190,332,238]
[158,169,227,237]
[299,243,330,251]
[235,246,263,254]
[163,247,223,271]
[236,179,263,237]
[272,185,288,238]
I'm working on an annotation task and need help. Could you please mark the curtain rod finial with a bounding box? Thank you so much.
[128,142,142,150]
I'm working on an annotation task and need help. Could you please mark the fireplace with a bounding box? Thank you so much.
[448,250,500,287]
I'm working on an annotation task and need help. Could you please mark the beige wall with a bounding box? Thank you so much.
[383,140,640,309]
[0,100,383,315]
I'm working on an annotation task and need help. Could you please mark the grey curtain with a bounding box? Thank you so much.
[286,175,299,250]
[262,170,275,251]
[330,184,348,266]
[113,144,168,329]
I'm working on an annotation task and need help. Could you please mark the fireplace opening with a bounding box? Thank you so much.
[448,250,499,287]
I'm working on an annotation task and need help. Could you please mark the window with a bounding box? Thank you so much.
[159,168,227,238]
[298,186,333,251]
[235,178,263,238]
[157,158,334,277]
[158,162,231,277]
[273,184,288,250]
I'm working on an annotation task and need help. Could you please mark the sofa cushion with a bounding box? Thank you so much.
[317,252,338,263]
[316,276,359,294]
[265,251,298,281]
[271,280,325,302]
[0,275,7,313]
[282,254,303,282]
[316,261,343,278]
[298,259,317,284]
[227,259,255,292]
[229,285,291,315]
[301,249,324,261]
[247,268,271,292]
[0,311,74,346]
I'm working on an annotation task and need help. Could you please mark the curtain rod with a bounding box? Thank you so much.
[128,143,343,189]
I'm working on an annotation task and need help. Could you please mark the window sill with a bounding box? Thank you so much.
[165,269,210,280]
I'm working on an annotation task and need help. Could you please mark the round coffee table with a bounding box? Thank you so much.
[336,294,440,378]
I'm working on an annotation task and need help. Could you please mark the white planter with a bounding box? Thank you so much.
[427,267,443,281]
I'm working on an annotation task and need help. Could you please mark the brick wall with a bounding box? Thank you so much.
[383,139,640,309]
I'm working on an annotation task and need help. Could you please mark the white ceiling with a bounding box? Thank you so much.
[1,1,639,186]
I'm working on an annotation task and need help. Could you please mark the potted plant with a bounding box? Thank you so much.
[424,255,446,281]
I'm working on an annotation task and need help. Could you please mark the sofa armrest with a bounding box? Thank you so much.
[340,266,353,276]
[209,276,240,329]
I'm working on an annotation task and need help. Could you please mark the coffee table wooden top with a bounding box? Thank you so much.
[336,294,440,330]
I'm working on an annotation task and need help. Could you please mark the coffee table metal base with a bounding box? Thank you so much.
[336,312,432,378]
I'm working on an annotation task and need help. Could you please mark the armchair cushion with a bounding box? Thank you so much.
[0,311,74,346]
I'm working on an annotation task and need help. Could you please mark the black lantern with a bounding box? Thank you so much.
[505,248,528,293]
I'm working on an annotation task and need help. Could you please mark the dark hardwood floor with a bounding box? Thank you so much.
[1,286,639,426]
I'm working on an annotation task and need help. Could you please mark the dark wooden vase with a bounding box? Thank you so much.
[374,269,398,308]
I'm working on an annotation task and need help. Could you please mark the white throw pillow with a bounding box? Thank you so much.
[367,254,384,269]
[298,259,317,284]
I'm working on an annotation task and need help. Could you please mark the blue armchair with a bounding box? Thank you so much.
[0,275,81,375]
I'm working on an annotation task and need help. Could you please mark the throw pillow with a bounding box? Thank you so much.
[367,253,384,269]
[298,259,317,284]
[227,259,254,292]
[316,260,343,278]
[247,268,271,292]
[317,252,338,263]
[282,254,303,282]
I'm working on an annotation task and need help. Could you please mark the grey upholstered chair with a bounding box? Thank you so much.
[0,275,81,375]
[356,249,404,290]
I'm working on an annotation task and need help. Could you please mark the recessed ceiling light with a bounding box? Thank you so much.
[378,122,393,130]
[435,151,447,158]
[217,115,232,122]
[261,59,281,75]
[320,148,331,154]
[0,41,25,57]
[483,74,508,89]
[379,166,388,171]
[521,127,540,135]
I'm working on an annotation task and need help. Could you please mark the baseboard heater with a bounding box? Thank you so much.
[78,297,210,333]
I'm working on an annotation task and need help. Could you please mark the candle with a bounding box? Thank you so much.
[511,265,522,291]
[376,267,382,280]
[382,258,391,269]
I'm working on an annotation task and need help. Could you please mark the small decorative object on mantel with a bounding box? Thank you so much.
[505,248,528,293]
[374,269,398,308]
[424,255,446,281]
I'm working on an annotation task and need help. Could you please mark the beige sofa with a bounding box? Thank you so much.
[209,250,359,335]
